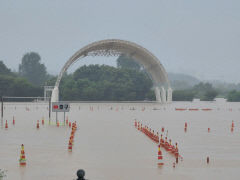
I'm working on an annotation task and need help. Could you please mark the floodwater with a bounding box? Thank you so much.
[0,102,240,180]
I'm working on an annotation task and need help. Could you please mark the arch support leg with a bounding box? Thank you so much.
[161,87,166,103]
[167,88,172,103]
[51,86,59,102]
[154,87,161,103]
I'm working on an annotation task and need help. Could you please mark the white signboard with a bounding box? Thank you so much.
[52,102,70,112]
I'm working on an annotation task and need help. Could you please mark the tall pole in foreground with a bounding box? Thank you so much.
[1,96,3,119]
[64,111,65,125]
[48,97,51,123]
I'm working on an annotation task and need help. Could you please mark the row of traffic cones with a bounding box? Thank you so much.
[36,116,73,128]
[158,133,182,167]
[159,135,180,159]
[37,117,45,129]
[135,120,159,143]
[134,120,182,166]
[4,116,16,129]
[185,121,236,133]
[68,122,77,152]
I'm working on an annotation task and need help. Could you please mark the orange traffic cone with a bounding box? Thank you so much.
[175,143,179,157]
[173,162,176,168]
[160,134,164,146]
[157,144,164,166]
[36,120,40,129]
[168,139,172,152]
[164,137,168,150]
[68,141,73,152]
[57,121,60,127]
[5,120,8,129]
[161,127,164,132]
[184,122,187,132]
[19,144,26,166]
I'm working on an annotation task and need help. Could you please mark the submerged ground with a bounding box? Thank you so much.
[0,102,240,180]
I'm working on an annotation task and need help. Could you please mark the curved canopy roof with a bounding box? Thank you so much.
[55,39,170,89]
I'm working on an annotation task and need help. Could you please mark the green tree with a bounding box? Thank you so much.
[0,61,12,75]
[192,82,218,100]
[227,90,240,102]
[117,55,142,71]
[202,89,218,101]
[0,75,42,97]
[172,90,196,101]
[60,64,153,101]
[19,52,47,86]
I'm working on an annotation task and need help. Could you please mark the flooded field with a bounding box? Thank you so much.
[0,102,240,180]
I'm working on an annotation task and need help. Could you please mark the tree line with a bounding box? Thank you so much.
[0,52,240,102]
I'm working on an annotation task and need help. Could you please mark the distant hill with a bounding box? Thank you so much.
[167,73,200,90]
[206,80,240,92]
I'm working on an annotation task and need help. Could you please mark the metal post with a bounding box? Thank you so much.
[49,98,51,123]
[1,96,3,119]
[1,96,3,127]
[64,111,65,125]
[56,112,58,124]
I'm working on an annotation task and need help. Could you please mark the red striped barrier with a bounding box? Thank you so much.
[189,108,199,111]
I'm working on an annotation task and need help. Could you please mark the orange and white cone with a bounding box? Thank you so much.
[168,139,172,152]
[36,120,40,129]
[157,144,164,166]
[184,122,187,132]
[5,120,8,129]
[19,144,26,166]
[68,141,73,152]
[160,134,164,146]
[164,137,168,150]
[175,143,179,157]
[161,127,164,132]
[208,128,210,132]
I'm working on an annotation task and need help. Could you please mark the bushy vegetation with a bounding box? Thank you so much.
[0,60,42,97]
[58,65,154,101]
[227,90,240,102]
[173,83,219,101]
[0,52,240,102]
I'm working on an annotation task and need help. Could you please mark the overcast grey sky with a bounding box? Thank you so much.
[0,0,239,83]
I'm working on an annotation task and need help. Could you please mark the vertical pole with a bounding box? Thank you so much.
[64,111,65,125]
[56,112,58,124]
[49,98,51,123]
[44,87,46,102]
[1,96,3,119]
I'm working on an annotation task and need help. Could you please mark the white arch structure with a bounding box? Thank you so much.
[51,39,172,103]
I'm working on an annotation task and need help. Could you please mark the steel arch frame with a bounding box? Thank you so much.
[51,39,172,103]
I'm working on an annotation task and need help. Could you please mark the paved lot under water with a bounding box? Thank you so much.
[0,102,240,180]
